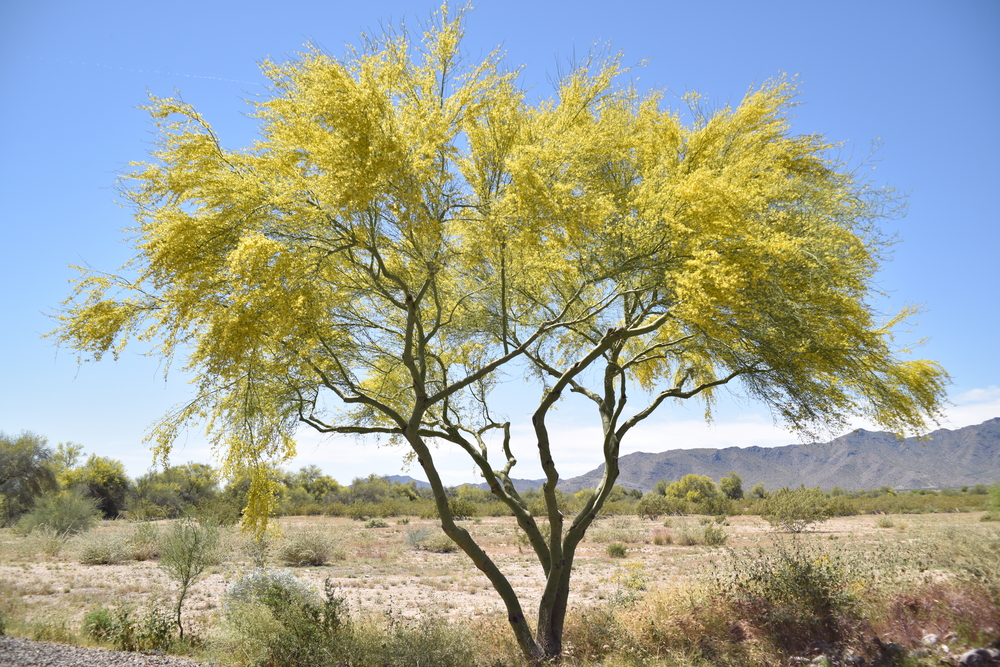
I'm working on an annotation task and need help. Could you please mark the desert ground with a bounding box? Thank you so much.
[2,510,989,645]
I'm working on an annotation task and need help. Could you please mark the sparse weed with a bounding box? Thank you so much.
[652,528,672,545]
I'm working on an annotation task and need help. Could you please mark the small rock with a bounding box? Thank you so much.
[811,656,828,665]
[789,657,811,665]
[924,634,940,646]
[957,648,1000,666]
[844,654,865,666]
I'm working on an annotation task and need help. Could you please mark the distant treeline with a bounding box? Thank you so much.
[2,431,997,530]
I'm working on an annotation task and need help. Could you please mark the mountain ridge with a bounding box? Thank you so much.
[557,417,1000,492]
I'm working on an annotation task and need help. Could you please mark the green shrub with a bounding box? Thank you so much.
[759,486,830,532]
[675,526,700,546]
[82,606,113,641]
[16,490,100,536]
[636,493,684,519]
[448,497,478,520]
[699,495,733,516]
[278,529,341,566]
[364,517,389,528]
[421,534,458,553]
[606,542,627,558]
[85,605,173,652]
[159,518,219,639]
[222,576,346,667]
[989,484,1000,509]
[702,524,727,546]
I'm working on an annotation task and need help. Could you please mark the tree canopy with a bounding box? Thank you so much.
[51,7,948,661]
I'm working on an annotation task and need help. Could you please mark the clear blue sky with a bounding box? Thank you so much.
[1,1,997,485]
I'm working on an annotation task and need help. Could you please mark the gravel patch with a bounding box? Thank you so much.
[0,636,207,667]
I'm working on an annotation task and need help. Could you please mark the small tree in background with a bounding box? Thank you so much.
[0,431,58,525]
[62,454,132,518]
[663,474,720,504]
[720,472,744,500]
[159,518,219,639]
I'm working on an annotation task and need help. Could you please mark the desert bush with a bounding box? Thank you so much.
[420,534,458,553]
[403,526,432,549]
[364,517,388,528]
[222,575,345,667]
[78,529,131,565]
[702,524,728,546]
[26,614,75,643]
[699,495,733,516]
[448,497,478,520]
[16,490,100,536]
[675,525,700,546]
[716,541,865,656]
[921,523,1000,604]
[278,529,342,566]
[606,542,627,558]
[224,568,320,610]
[400,525,458,553]
[82,606,113,640]
[83,605,173,652]
[759,486,831,532]
[635,493,685,519]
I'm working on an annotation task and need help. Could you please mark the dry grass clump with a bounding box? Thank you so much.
[277,529,343,566]
[588,516,647,544]
[19,526,68,557]
[404,526,457,553]
[77,530,131,565]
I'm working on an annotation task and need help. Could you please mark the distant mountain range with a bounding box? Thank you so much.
[558,417,1000,492]
[381,418,1000,493]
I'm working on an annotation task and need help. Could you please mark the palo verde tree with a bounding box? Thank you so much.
[51,8,949,662]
